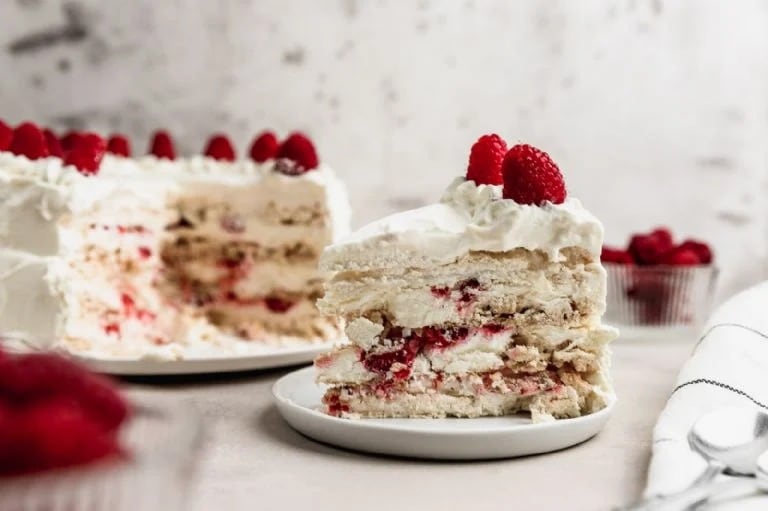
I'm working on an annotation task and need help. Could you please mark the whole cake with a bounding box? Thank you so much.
[315,135,617,422]
[0,120,350,360]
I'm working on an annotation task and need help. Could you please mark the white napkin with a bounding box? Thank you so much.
[644,281,768,506]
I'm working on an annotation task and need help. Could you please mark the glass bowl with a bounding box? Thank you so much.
[0,387,203,511]
[604,264,718,335]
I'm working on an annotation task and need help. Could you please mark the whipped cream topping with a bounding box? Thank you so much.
[321,177,604,271]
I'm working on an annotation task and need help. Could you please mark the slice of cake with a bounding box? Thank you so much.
[0,122,349,360]
[315,135,617,422]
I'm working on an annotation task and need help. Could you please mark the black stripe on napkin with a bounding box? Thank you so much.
[695,323,768,350]
[672,378,768,410]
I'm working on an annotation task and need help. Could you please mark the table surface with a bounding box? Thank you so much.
[126,337,694,511]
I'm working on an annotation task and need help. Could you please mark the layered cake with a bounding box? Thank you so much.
[0,120,350,359]
[315,135,617,422]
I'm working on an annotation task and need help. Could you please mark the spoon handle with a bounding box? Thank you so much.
[689,461,724,487]
[619,478,757,511]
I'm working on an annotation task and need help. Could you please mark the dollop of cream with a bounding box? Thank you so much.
[321,177,604,271]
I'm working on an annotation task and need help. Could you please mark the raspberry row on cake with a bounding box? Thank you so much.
[0,122,350,359]
[315,136,617,422]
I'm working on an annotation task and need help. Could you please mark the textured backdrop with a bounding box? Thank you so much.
[0,0,767,301]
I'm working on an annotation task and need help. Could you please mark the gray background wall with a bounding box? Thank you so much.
[1,0,767,301]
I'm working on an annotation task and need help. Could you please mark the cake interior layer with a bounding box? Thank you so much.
[48,190,340,352]
[322,364,611,423]
[318,249,606,329]
[316,319,614,384]
[160,239,325,296]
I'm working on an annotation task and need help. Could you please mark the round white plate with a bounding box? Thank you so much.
[72,342,333,376]
[273,366,615,460]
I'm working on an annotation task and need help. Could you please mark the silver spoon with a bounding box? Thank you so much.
[622,406,768,510]
[689,405,768,477]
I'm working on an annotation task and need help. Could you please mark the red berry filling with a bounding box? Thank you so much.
[264,297,295,313]
[480,324,505,335]
[120,293,156,323]
[430,286,451,299]
[323,391,350,417]
[361,324,499,378]
[457,278,482,304]
[362,338,422,378]
[104,323,121,336]
[325,366,563,417]
[430,278,484,311]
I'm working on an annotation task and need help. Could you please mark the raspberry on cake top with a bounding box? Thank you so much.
[315,134,617,422]
[0,121,350,360]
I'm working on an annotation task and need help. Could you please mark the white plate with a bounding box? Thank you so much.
[72,342,333,376]
[272,366,615,460]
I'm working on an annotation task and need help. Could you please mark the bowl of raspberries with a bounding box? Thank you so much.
[0,343,202,511]
[601,228,717,331]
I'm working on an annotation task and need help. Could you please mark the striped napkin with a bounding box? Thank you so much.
[644,281,768,508]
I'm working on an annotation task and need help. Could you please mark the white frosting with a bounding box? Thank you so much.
[0,151,350,359]
[321,177,603,271]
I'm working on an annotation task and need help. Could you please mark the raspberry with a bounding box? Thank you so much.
[501,144,566,205]
[0,120,13,151]
[418,326,468,350]
[9,122,49,160]
[466,134,507,185]
[363,339,422,377]
[601,246,634,264]
[628,230,674,265]
[64,132,106,175]
[43,128,64,158]
[204,134,236,161]
[276,132,319,172]
[679,239,713,264]
[60,131,82,151]
[107,134,132,157]
[660,246,701,266]
[249,131,279,162]
[651,227,674,247]
[1,398,121,475]
[149,130,176,160]
[0,352,130,431]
